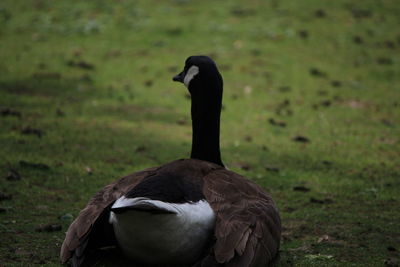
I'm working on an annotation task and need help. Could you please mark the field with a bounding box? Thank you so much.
[0,0,399,266]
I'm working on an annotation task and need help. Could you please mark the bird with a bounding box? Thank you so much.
[60,55,281,267]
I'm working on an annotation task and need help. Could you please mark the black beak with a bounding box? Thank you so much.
[173,71,184,83]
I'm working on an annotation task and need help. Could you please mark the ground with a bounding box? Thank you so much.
[0,0,399,266]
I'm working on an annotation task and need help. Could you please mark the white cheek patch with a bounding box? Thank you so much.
[183,65,199,87]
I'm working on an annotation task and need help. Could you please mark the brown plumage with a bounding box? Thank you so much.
[60,159,281,266]
[60,167,157,264]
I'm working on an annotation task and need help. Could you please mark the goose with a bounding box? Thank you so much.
[60,56,281,267]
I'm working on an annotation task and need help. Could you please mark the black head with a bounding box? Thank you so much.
[173,56,223,94]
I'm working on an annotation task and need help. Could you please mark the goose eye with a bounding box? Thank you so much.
[183,65,199,87]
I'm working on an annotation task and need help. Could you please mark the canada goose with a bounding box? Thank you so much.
[60,56,281,267]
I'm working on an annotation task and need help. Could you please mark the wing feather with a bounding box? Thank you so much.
[60,167,157,264]
[200,169,281,267]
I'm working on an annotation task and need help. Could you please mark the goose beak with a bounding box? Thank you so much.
[173,71,184,83]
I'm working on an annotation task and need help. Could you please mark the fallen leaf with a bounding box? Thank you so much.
[292,136,310,143]
[275,99,293,116]
[6,169,21,181]
[0,192,12,201]
[243,85,252,94]
[320,100,331,107]
[35,223,62,232]
[244,135,253,142]
[314,9,326,18]
[283,207,296,213]
[176,118,188,125]
[317,234,330,243]
[269,118,286,127]
[322,160,332,166]
[144,80,153,87]
[384,41,396,49]
[293,186,310,192]
[310,197,334,204]
[305,254,333,260]
[331,80,342,87]
[85,166,93,175]
[381,119,394,127]
[56,109,65,117]
[344,100,365,109]
[135,146,147,153]
[1,108,21,117]
[240,163,251,171]
[19,161,50,170]
[309,67,327,77]
[353,36,363,44]
[298,30,308,39]
[21,127,44,138]
[66,60,95,70]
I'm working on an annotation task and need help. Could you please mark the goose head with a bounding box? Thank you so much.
[173,55,223,97]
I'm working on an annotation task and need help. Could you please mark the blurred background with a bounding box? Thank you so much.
[0,0,399,266]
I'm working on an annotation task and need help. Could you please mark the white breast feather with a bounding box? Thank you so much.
[109,196,215,265]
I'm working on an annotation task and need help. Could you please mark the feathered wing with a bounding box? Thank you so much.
[60,167,158,265]
[200,169,281,267]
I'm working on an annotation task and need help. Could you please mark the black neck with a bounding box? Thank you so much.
[190,87,224,167]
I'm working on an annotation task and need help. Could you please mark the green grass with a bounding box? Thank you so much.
[1,0,399,266]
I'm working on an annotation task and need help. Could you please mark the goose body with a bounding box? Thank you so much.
[60,56,281,267]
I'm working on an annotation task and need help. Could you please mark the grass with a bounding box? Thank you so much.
[0,0,399,266]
